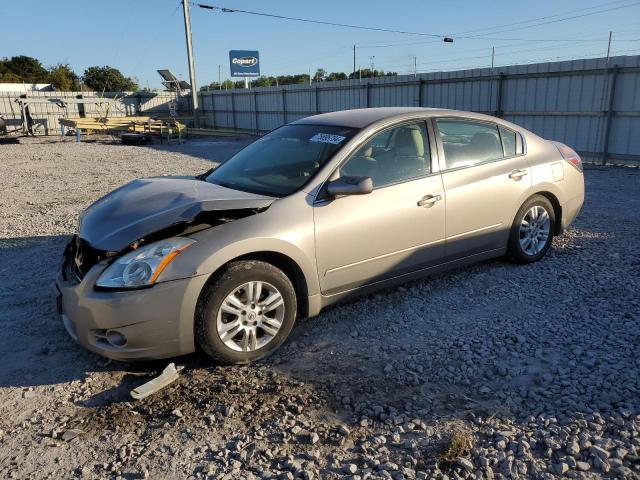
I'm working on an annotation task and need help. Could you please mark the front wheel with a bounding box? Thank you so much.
[196,260,297,364]
[508,195,556,264]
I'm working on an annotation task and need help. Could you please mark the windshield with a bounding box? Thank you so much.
[206,124,357,197]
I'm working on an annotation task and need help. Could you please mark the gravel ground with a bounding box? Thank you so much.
[0,136,639,480]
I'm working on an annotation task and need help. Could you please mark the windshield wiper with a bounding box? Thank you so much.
[197,167,217,180]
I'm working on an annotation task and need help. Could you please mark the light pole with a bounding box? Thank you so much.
[182,0,199,127]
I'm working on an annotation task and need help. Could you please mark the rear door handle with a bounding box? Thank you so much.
[417,194,442,207]
[509,169,528,180]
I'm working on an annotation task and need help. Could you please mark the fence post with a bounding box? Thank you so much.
[315,85,320,114]
[601,65,619,165]
[281,89,287,125]
[365,83,370,108]
[230,91,236,130]
[495,73,505,118]
[253,90,259,134]
[417,79,423,107]
[210,93,216,129]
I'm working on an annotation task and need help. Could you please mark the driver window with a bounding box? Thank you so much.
[340,122,430,188]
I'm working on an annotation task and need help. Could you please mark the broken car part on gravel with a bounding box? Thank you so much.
[130,363,184,400]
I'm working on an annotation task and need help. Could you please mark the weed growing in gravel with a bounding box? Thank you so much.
[438,427,475,464]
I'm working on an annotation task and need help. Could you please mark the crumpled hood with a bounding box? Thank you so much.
[79,176,275,251]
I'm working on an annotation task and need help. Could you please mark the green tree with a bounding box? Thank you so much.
[48,64,78,91]
[0,71,22,82]
[0,55,49,83]
[314,68,327,82]
[348,68,396,79]
[327,72,348,81]
[83,66,138,92]
[252,76,274,87]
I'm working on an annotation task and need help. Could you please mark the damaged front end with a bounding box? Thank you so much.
[62,206,267,285]
[63,176,276,284]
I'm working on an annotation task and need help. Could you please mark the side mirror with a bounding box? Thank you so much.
[327,175,373,197]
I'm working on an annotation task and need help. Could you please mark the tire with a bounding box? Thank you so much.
[196,260,297,365]
[508,195,556,264]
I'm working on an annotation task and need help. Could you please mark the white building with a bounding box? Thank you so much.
[0,83,54,93]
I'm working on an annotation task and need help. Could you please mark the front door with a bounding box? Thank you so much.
[313,121,446,295]
[434,118,532,258]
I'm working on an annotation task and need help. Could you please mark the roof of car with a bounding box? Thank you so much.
[292,107,457,129]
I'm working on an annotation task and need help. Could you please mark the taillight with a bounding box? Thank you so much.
[555,143,583,172]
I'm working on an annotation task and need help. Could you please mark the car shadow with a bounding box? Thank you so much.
[1,224,627,441]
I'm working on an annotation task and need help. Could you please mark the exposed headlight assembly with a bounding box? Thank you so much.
[96,237,195,289]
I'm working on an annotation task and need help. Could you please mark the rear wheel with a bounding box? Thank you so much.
[508,195,556,264]
[196,260,297,364]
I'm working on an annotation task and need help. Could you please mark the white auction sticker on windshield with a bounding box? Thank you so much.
[309,133,346,144]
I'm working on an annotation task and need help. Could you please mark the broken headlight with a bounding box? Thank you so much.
[96,237,195,289]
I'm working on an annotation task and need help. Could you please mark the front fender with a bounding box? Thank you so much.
[155,193,320,298]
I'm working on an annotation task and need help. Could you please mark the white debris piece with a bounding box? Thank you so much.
[130,363,184,400]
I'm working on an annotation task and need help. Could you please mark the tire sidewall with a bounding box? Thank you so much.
[197,261,297,364]
[509,195,556,264]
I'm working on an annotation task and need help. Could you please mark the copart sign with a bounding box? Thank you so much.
[229,50,260,77]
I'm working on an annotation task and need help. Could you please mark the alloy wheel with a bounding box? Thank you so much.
[216,281,285,352]
[519,205,551,255]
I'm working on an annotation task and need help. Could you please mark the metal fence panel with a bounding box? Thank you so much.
[197,54,639,164]
[1,55,638,164]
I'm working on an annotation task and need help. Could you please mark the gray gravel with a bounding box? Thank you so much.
[0,136,639,479]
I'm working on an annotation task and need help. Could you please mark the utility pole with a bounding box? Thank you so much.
[414,56,417,78]
[218,64,221,90]
[606,31,613,64]
[353,45,356,78]
[369,55,375,75]
[182,0,199,127]
[491,47,495,69]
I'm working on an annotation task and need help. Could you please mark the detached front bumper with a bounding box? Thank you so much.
[55,262,209,361]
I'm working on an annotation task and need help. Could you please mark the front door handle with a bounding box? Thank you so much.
[417,194,442,208]
[509,169,528,180]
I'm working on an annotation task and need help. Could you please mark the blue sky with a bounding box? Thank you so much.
[1,0,639,88]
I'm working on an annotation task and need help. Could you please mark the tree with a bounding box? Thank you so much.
[252,76,274,87]
[348,68,397,79]
[48,64,78,91]
[0,71,22,83]
[327,72,348,82]
[314,68,327,82]
[83,66,138,92]
[0,55,49,83]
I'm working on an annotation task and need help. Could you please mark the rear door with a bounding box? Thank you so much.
[313,120,445,294]
[433,117,531,259]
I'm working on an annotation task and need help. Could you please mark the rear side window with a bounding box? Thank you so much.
[499,126,524,157]
[436,118,504,169]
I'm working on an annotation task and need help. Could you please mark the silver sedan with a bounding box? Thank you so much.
[56,107,584,364]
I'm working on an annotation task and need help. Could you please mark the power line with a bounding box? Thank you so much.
[453,0,636,36]
[191,2,450,39]
[359,35,640,49]
[375,35,640,72]
[354,0,640,49]
[369,28,640,67]
[461,1,640,39]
